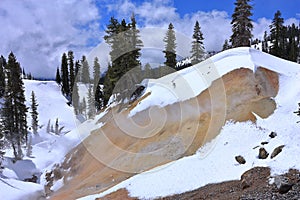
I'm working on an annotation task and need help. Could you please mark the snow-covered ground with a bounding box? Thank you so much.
[1,80,104,199]
[80,47,300,200]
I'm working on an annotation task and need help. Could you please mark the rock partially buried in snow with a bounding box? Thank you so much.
[258,147,269,159]
[271,145,285,159]
[269,131,277,138]
[235,155,246,164]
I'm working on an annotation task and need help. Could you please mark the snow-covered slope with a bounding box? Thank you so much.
[130,47,299,116]
[80,47,300,200]
[1,80,88,199]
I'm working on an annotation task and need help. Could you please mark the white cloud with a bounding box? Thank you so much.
[253,17,272,40]
[0,0,100,78]
[284,18,300,26]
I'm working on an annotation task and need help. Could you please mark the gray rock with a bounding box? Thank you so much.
[274,175,294,194]
[235,155,246,164]
[271,145,285,159]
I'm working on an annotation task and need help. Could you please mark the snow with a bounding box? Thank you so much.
[0,178,43,200]
[130,47,300,116]
[1,80,105,199]
[80,47,300,200]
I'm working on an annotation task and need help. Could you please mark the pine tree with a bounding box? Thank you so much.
[81,55,90,84]
[61,53,70,97]
[93,57,100,92]
[286,23,299,62]
[0,55,6,97]
[75,60,81,81]
[262,31,269,53]
[222,39,231,51]
[30,91,39,135]
[46,119,51,133]
[87,85,96,119]
[103,64,114,105]
[55,67,61,85]
[128,13,143,69]
[163,23,177,69]
[230,0,253,47]
[190,21,205,64]
[55,118,59,135]
[2,52,28,160]
[68,51,75,97]
[269,10,285,58]
[93,57,102,111]
[80,98,87,118]
[72,82,80,115]
[144,63,152,78]
[103,16,143,105]
[0,121,5,171]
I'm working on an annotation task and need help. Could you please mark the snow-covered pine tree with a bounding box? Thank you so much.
[81,55,90,84]
[230,0,253,47]
[2,52,28,160]
[61,53,70,97]
[262,31,269,53]
[30,91,39,135]
[163,23,177,69]
[190,21,205,65]
[0,55,6,98]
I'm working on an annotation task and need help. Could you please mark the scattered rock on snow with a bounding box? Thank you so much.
[269,131,277,138]
[258,147,269,159]
[261,141,269,145]
[271,145,285,159]
[235,155,246,164]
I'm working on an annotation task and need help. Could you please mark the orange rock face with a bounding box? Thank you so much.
[49,67,279,200]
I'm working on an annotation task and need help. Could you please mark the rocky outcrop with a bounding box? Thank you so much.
[159,167,300,200]
[49,67,279,200]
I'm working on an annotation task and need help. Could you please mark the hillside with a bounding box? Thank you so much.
[1,47,299,200]
[45,47,300,200]
[0,80,85,200]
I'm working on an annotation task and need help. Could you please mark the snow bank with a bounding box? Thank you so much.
[130,47,299,116]
[0,178,43,200]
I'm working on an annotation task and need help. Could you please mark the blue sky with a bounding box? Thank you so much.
[173,0,299,20]
[0,0,299,78]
